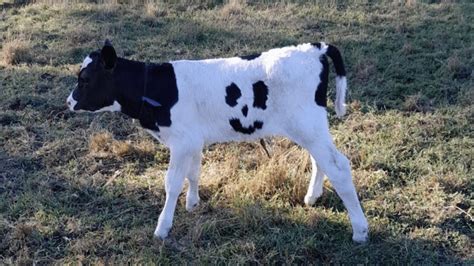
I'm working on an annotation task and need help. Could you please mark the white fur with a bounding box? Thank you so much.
[94,101,121,113]
[66,90,78,111]
[80,56,93,71]
[304,156,325,206]
[67,89,121,113]
[335,76,347,117]
[105,43,367,242]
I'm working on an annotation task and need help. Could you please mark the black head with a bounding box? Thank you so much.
[66,40,121,112]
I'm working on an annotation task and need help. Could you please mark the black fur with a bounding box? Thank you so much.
[73,51,115,111]
[241,105,248,117]
[312,42,347,108]
[225,83,242,107]
[315,55,329,107]
[73,54,179,131]
[229,119,263,134]
[239,53,261,61]
[311,42,322,49]
[137,63,178,130]
[326,44,346,77]
[252,81,268,110]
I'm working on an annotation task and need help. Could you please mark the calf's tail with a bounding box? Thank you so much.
[324,43,348,117]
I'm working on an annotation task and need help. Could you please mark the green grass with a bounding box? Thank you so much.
[0,0,473,264]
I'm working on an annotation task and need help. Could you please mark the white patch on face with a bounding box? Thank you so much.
[80,55,93,71]
[66,91,78,111]
[94,101,122,113]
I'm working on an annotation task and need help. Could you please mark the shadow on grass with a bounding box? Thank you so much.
[0,148,468,264]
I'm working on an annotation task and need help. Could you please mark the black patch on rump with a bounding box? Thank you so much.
[138,63,178,131]
[311,42,322,49]
[225,82,241,107]
[239,53,261,61]
[252,81,268,110]
[311,43,346,77]
[315,55,329,107]
[229,119,263,135]
[241,105,248,117]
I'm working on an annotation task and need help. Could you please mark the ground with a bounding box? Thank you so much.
[0,0,473,264]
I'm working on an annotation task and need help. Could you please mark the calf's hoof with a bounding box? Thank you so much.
[153,230,169,240]
[185,196,200,212]
[304,194,317,206]
[304,190,322,206]
[154,222,171,240]
[352,228,369,244]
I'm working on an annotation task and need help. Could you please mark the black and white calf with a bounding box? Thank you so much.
[67,40,369,243]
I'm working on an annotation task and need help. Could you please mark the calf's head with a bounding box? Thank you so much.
[66,40,121,112]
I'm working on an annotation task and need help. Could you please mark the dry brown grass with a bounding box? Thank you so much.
[197,139,310,207]
[65,27,98,45]
[403,93,433,112]
[88,131,156,159]
[144,1,167,18]
[1,39,33,65]
[219,0,246,18]
[230,142,308,204]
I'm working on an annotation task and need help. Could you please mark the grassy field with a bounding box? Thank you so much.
[0,0,473,264]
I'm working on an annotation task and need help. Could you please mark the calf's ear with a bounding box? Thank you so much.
[101,39,117,70]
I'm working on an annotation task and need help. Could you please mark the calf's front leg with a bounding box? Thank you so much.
[154,145,201,239]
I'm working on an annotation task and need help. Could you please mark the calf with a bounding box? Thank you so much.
[67,40,369,243]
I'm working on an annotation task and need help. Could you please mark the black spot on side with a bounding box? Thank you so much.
[241,105,248,117]
[225,83,241,107]
[229,119,264,135]
[252,81,268,110]
[315,55,329,107]
[239,53,261,61]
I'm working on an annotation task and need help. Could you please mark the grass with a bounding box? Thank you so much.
[0,0,473,264]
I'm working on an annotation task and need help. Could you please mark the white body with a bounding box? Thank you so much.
[147,43,368,243]
[157,43,339,145]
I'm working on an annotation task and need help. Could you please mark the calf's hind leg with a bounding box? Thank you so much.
[288,122,368,243]
[308,140,368,242]
[304,155,325,206]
